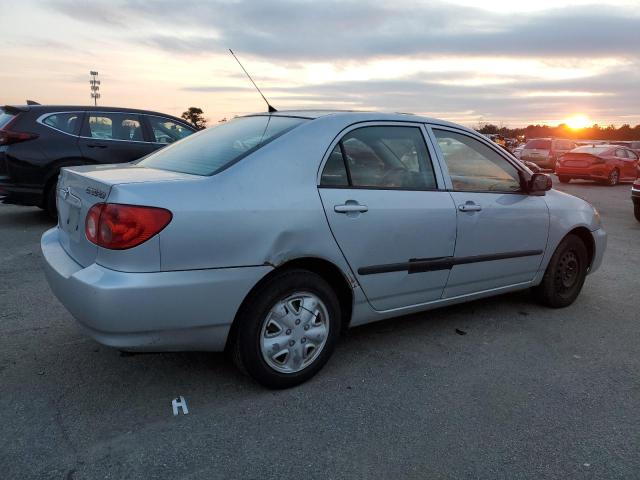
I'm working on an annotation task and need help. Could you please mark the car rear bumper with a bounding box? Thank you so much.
[589,228,607,274]
[555,165,610,181]
[41,227,272,351]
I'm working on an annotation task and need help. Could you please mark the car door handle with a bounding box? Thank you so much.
[335,203,368,214]
[458,201,482,212]
[87,143,107,148]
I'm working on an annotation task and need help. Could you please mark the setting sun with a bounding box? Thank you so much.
[565,114,591,130]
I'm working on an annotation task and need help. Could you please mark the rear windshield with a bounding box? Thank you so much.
[572,146,611,155]
[524,139,551,150]
[138,115,307,175]
[0,108,16,129]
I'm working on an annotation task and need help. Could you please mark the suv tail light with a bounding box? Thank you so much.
[0,116,38,146]
[85,203,172,250]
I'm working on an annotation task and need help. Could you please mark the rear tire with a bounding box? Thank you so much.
[533,234,588,308]
[634,203,640,222]
[558,176,571,184]
[232,269,341,389]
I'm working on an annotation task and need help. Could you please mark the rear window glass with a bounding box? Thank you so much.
[0,108,16,129]
[572,146,610,154]
[43,112,81,135]
[139,116,307,175]
[524,139,551,150]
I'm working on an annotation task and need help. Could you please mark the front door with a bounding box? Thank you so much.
[318,124,457,311]
[429,127,550,298]
[78,111,157,165]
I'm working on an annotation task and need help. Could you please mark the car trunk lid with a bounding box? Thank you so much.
[56,164,195,267]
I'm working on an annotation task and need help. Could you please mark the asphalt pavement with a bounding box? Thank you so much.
[1,178,638,479]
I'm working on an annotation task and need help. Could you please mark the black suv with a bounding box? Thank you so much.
[0,105,196,216]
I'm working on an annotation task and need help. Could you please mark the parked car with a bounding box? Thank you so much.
[41,111,606,388]
[512,143,525,159]
[520,138,577,171]
[556,145,639,185]
[0,105,195,216]
[632,178,640,222]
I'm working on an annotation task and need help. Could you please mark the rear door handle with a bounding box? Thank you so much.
[87,143,107,148]
[335,202,368,214]
[458,201,482,212]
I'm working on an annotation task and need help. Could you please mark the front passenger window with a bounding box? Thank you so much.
[433,129,521,192]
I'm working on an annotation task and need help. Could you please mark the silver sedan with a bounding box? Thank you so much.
[42,111,607,388]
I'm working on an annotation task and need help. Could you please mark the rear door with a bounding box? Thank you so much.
[78,111,157,164]
[428,126,549,298]
[318,123,458,311]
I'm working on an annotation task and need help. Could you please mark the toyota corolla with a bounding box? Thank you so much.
[41,111,607,388]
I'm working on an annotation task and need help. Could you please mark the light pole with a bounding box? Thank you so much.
[90,71,101,106]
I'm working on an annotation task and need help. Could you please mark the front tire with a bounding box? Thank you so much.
[533,234,588,308]
[634,203,640,222]
[232,269,341,389]
[607,169,619,186]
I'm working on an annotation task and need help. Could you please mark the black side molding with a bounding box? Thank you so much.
[357,250,543,276]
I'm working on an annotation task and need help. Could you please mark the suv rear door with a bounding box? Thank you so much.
[78,111,157,165]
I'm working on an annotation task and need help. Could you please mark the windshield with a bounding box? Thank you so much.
[0,108,16,129]
[139,115,307,175]
[524,139,551,150]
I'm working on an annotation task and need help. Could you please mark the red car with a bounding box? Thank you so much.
[556,145,639,186]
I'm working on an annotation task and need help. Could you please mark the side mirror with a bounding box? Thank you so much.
[529,173,552,195]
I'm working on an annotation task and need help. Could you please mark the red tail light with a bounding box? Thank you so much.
[85,203,172,250]
[0,129,39,146]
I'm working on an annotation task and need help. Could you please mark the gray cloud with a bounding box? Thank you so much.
[48,0,640,59]
[45,0,640,124]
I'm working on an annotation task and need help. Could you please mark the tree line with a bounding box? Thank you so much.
[477,123,640,141]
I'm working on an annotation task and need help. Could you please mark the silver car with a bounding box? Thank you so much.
[42,111,607,388]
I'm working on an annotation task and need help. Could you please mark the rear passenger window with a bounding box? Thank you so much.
[433,129,521,192]
[87,113,143,141]
[627,150,639,160]
[147,116,193,144]
[43,112,81,135]
[321,126,437,190]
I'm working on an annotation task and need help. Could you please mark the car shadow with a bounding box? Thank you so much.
[0,205,55,228]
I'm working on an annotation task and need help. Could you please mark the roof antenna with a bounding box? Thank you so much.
[229,49,277,113]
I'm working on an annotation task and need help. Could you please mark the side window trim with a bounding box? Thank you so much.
[317,121,445,191]
[80,111,151,144]
[425,123,526,194]
[36,111,85,137]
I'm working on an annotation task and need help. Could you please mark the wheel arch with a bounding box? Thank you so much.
[225,257,354,351]
[566,226,595,270]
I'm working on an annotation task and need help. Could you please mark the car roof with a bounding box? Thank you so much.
[2,105,189,123]
[241,109,465,128]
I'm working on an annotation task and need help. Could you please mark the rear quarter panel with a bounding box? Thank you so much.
[107,117,357,284]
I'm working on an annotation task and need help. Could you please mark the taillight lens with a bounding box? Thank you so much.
[0,129,39,146]
[85,203,172,250]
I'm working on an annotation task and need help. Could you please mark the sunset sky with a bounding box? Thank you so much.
[1,0,639,127]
